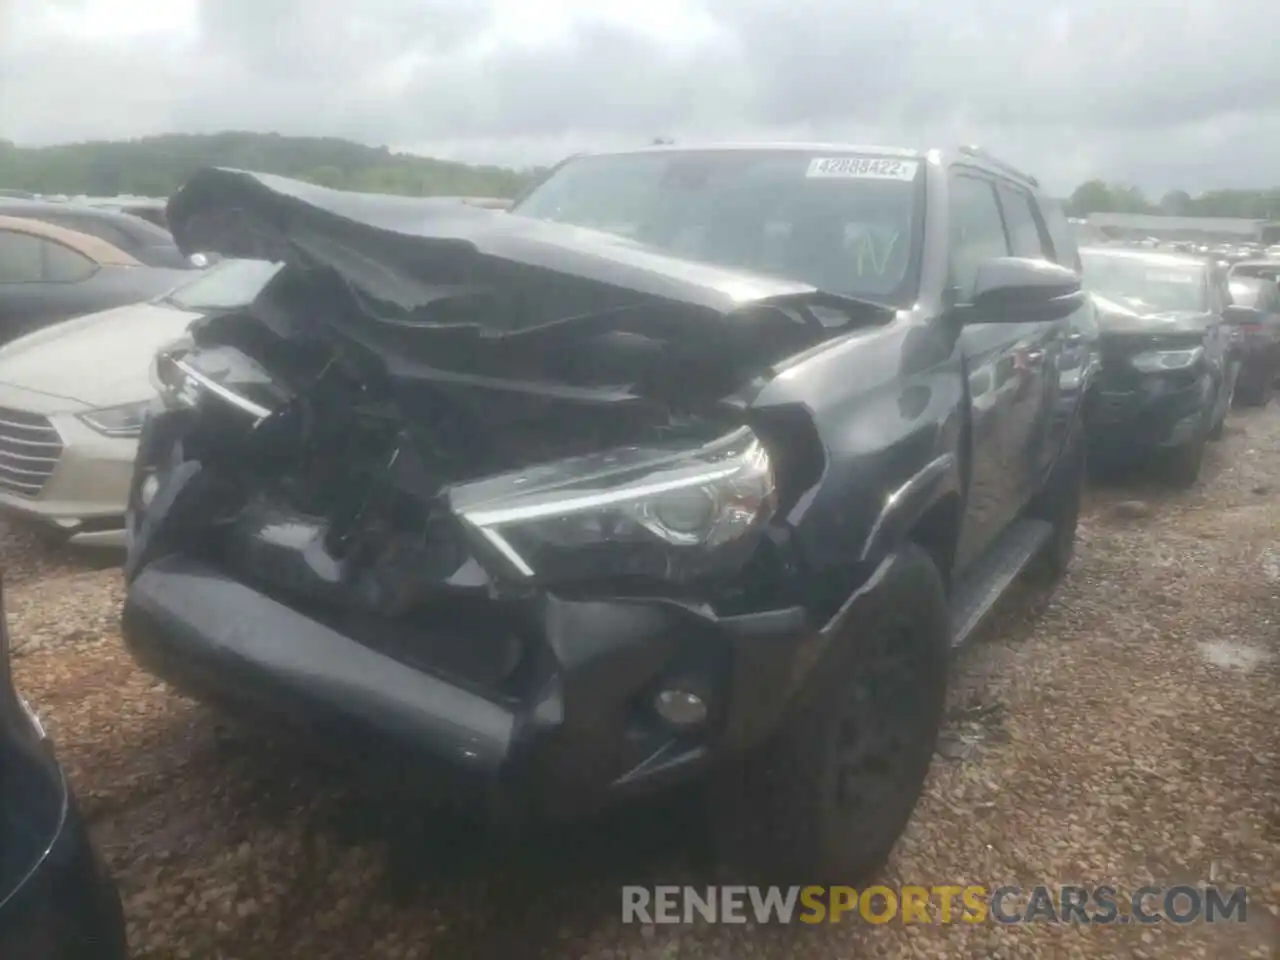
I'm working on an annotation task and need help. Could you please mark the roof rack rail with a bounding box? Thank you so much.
[957,144,1039,188]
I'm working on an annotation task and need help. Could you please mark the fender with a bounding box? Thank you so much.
[745,316,967,584]
[857,452,962,565]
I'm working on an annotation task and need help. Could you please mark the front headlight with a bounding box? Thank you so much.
[77,400,155,438]
[450,426,777,584]
[1130,347,1204,373]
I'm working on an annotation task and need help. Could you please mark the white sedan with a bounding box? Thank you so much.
[0,259,281,547]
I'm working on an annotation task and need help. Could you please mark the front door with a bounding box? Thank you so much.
[948,172,1058,570]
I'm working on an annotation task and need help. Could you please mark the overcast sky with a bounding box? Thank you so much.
[2,0,1277,195]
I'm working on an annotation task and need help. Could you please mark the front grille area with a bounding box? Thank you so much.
[1093,390,1137,422]
[0,407,63,497]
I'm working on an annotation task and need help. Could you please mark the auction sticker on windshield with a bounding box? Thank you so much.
[806,157,920,180]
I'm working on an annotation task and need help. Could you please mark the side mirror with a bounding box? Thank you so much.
[966,257,1084,324]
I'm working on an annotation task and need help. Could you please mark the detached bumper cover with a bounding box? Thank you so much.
[122,554,810,820]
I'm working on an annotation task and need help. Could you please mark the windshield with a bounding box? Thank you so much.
[512,150,923,303]
[1229,280,1265,309]
[1080,252,1206,313]
[161,258,283,312]
[1231,263,1280,284]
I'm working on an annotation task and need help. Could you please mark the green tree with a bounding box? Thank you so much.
[0,132,535,199]
[1066,180,1116,216]
[303,165,344,188]
[1159,190,1193,215]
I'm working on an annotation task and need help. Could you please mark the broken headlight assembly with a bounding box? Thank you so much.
[449,426,777,585]
[1130,346,1204,373]
[151,342,275,419]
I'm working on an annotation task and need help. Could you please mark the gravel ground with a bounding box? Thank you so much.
[6,410,1279,959]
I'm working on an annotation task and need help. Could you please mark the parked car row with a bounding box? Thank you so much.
[0,258,282,545]
[0,148,1275,955]
[0,199,196,270]
[1074,245,1278,484]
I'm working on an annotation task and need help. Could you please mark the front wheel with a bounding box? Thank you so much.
[1235,378,1273,408]
[1165,420,1208,488]
[709,545,949,886]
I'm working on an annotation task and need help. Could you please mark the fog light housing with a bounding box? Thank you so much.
[139,473,160,507]
[653,688,708,728]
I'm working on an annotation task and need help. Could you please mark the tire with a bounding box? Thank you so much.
[1165,419,1207,488]
[1026,428,1084,584]
[1235,379,1273,408]
[709,544,949,886]
[1209,374,1233,439]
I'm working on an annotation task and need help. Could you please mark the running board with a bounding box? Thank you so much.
[947,518,1053,647]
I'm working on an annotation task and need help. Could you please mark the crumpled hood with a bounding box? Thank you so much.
[164,167,851,323]
[1090,293,1211,338]
[0,301,200,407]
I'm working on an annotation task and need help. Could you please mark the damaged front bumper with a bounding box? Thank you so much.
[120,409,816,824]
[1086,367,1211,452]
[122,554,809,822]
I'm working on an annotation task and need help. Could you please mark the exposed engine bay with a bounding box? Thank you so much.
[147,269,788,613]
[135,168,895,640]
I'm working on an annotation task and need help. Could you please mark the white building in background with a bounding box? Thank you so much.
[1085,213,1280,245]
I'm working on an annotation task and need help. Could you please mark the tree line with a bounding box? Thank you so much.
[0,132,542,199]
[1064,180,1280,220]
[2,133,1279,221]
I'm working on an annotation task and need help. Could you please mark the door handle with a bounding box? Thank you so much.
[1024,350,1045,365]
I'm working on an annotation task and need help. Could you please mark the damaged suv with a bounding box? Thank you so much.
[121,145,1088,882]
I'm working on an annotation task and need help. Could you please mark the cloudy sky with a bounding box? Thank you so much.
[2,0,1277,195]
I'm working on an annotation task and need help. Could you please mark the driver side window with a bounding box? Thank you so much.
[947,174,1011,302]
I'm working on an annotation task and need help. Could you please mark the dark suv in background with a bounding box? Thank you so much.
[1226,274,1280,406]
[1079,247,1239,484]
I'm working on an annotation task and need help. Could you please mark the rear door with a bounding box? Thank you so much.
[0,230,104,343]
[994,182,1068,489]
[950,171,1045,568]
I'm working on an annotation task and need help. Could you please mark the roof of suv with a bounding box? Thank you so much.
[1080,246,1211,270]
[561,142,1041,189]
[0,198,188,268]
[0,198,171,235]
[0,213,142,266]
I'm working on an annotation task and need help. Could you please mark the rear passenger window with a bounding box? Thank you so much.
[43,240,97,282]
[948,174,1010,300]
[0,230,45,282]
[0,231,97,283]
[1038,199,1083,273]
[996,183,1051,260]
[63,216,133,253]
